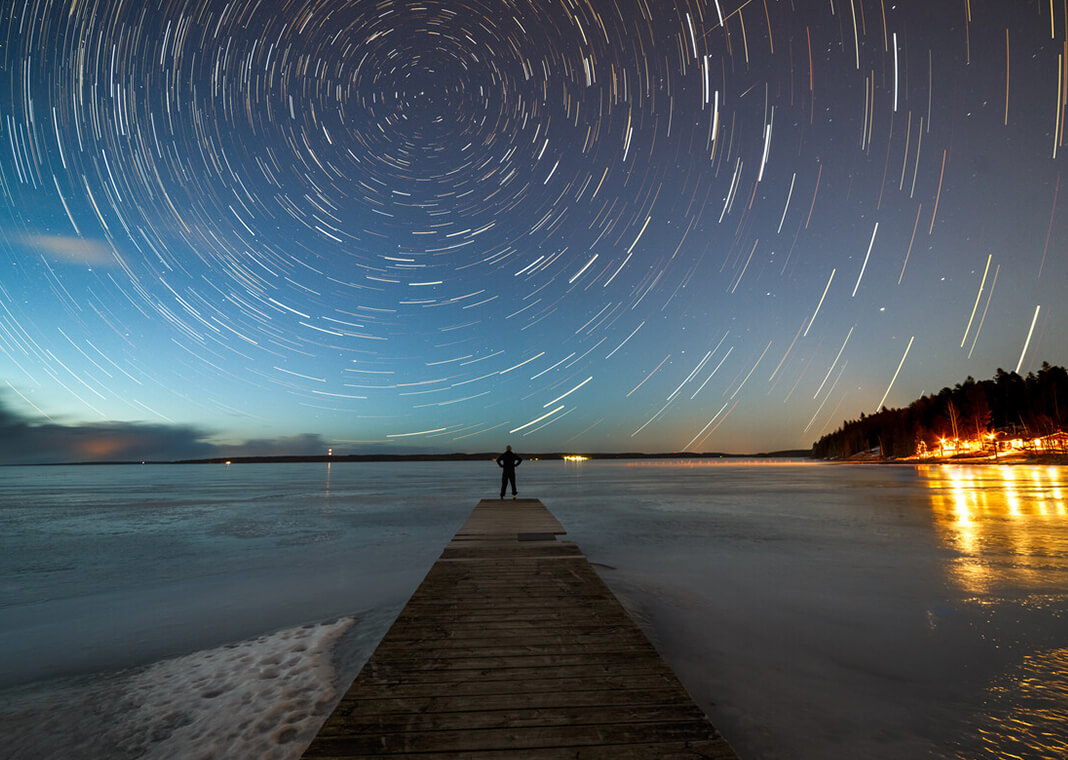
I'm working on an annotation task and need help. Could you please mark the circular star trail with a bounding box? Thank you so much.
[0,0,1065,455]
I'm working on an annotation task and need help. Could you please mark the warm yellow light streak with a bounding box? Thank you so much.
[899,203,923,284]
[899,111,912,191]
[929,149,947,234]
[805,162,822,227]
[967,264,1000,359]
[876,335,914,412]
[626,354,671,397]
[730,341,773,400]
[386,428,448,438]
[739,9,750,64]
[961,254,992,347]
[604,321,644,360]
[1015,305,1041,373]
[1056,53,1063,159]
[880,0,889,50]
[758,114,773,182]
[769,320,805,382]
[499,352,545,374]
[852,222,878,297]
[510,406,565,434]
[685,401,730,450]
[805,362,847,433]
[804,268,835,336]
[814,325,854,399]
[910,117,924,197]
[849,0,860,69]
[5,381,54,420]
[964,0,972,64]
[1005,28,1011,126]
[544,376,592,407]
[777,172,796,233]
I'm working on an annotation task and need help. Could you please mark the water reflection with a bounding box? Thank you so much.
[919,465,1068,597]
[953,647,1068,760]
[919,465,1068,759]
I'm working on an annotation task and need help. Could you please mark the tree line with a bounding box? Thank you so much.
[811,362,1068,459]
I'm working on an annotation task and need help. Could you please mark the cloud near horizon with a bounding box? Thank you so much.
[0,393,338,463]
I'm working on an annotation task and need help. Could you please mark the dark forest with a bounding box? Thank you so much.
[811,363,1068,459]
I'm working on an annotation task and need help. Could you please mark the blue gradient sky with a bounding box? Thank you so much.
[0,0,1065,460]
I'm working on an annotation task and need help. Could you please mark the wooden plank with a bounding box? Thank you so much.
[308,721,727,754]
[302,499,738,759]
[305,741,736,760]
[372,639,657,660]
[326,687,697,716]
[313,705,712,736]
[333,673,706,701]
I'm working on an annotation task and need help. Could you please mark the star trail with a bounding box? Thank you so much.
[0,0,1065,457]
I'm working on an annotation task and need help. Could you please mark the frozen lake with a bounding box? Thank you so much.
[2,460,1066,758]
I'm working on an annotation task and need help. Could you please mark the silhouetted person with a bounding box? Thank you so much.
[496,445,522,499]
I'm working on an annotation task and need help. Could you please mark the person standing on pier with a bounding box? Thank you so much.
[496,445,522,499]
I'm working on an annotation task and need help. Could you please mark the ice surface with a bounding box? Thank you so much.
[538,461,1068,759]
[3,461,1068,759]
[0,462,474,686]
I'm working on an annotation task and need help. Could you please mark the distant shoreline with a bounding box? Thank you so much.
[7,450,813,466]
[10,451,1068,466]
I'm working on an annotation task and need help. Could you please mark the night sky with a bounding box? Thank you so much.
[1,0,1066,462]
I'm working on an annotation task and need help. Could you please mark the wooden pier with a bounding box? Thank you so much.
[302,498,737,759]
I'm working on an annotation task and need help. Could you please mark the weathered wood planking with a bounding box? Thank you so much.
[302,498,738,759]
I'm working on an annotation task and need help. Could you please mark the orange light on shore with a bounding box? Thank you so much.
[916,430,1068,460]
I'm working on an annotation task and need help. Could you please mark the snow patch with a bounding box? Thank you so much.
[2,618,355,760]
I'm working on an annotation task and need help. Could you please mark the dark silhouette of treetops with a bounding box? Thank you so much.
[811,362,1068,459]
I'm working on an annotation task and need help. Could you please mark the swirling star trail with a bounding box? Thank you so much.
[0,0,1065,458]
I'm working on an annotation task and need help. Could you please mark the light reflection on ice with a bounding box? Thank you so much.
[953,647,1068,760]
[543,462,1068,760]
[920,465,1068,596]
[918,465,1068,759]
